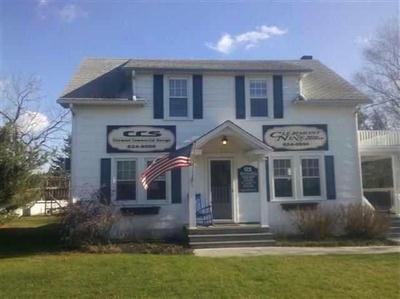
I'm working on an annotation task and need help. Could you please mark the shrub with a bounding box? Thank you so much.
[343,203,389,238]
[61,191,117,247]
[291,207,338,240]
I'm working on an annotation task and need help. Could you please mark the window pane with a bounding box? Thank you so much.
[147,181,166,200]
[302,159,321,197]
[251,98,268,117]
[250,80,267,97]
[116,161,136,201]
[303,178,321,196]
[116,181,136,201]
[273,159,292,197]
[169,79,187,97]
[146,161,166,200]
[170,98,188,117]
[275,178,293,197]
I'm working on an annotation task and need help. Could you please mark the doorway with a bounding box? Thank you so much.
[210,160,232,220]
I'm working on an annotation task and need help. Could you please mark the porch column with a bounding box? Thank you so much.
[258,157,269,227]
[392,154,400,215]
[188,163,196,228]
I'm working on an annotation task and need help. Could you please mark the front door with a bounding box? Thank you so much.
[210,160,232,220]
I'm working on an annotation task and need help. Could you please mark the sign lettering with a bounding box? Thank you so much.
[263,125,328,151]
[107,126,176,153]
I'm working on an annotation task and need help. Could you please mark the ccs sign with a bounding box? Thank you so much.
[107,125,176,153]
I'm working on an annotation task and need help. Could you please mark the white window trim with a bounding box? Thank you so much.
[164,75,193,120]
[111,157,171,206]
[113,158,138,203]
[245,76,273,119]
[270,154,327,202]
[144,158,171,204]
[271,157,296,201]
[299,155,326,200]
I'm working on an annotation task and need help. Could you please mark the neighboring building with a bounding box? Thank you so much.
[58,56,371,238]
[358,130,400,214]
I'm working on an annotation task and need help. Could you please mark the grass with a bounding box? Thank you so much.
[0,216,63,257]
[0,253,399,298]
[0,216,399,298]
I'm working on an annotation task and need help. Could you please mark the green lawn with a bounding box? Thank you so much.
[0,253,399,298]
[0,217,399,298]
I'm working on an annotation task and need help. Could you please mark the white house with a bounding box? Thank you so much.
[58,56,371,241]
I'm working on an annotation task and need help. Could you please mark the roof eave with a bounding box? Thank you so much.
[292,98,371,106]
[57,98,146,108]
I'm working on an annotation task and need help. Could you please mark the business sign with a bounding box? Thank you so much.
[263,124,328,151]
[238,165,259,193]
[107,125,176,153]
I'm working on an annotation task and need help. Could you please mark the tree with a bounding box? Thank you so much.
[49,135,71,176]
[355,18,400,129]
[0,75,69,213]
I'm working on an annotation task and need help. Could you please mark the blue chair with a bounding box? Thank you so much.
[195,193,213,226]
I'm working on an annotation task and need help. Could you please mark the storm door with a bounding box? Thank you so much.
[210,160,232,220]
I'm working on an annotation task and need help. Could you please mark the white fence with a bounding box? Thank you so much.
[358,130,400,146]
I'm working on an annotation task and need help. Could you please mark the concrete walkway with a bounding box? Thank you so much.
[194,246,400,257]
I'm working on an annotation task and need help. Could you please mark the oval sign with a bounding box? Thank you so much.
[263,125,328,151]
[107,125,176,153]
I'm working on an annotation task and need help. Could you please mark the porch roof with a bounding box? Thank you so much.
[193,120,272,155]
[358,130,400,154]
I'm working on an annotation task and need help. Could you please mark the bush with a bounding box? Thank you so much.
[343,203,389,238]
[61,192,117,247]
[291,207,339,240]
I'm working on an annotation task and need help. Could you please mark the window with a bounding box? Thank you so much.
[249,79,268,117]
[273,159,293,197]
[169,79,188,117]
[146,160,166,200]
[116,160,136,201]
[301,158,321,196]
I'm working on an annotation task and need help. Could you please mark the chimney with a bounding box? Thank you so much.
[301,55,313,60]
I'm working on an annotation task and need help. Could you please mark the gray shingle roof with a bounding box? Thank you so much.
[59,57,369,103]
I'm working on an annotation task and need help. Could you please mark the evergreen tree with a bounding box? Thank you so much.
[49,135,71,176]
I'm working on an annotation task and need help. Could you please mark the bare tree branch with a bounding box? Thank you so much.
[355,18,400,129]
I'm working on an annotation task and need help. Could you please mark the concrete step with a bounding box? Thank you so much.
[189,232,274,243]
[186,225,275,249]
[190,239,276,249]
[188,226,270,235]
[389,226,400,233]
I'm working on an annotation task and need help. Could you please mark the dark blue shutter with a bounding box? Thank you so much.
[273,75,283,118]
[100,158,111,204]
[325,156,336,200]
[193,75,203,119]
[265,159,270,201]
[153,75,164,119]
[235,76,245,119]
[171,168,181,204]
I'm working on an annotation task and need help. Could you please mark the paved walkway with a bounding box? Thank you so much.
[194,246,400,257]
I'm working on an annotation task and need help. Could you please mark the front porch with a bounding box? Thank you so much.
[186,121,272,230]
[358,130,400,214]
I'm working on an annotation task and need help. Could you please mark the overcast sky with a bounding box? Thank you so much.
[0,0,398,137]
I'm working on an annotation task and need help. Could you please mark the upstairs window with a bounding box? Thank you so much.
[249,79,268,117]
[169,78,188,117]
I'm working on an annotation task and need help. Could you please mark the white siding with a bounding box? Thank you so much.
[70,72,363,235]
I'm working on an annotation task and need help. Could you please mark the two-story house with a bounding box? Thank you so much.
[58,56,370,241]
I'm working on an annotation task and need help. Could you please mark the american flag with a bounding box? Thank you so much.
[140,143,193,190]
